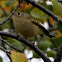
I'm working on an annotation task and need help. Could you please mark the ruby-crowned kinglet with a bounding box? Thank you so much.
[12,11,49,38]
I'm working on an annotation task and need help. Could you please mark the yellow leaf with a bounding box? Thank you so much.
[11,50,28,62]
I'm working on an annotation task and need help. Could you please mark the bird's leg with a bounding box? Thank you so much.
[32,41,35,46]
[32,36,38,46]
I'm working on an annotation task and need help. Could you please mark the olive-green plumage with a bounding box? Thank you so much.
[12,11,43,38]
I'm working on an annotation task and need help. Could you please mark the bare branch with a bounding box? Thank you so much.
[0,31,51,62]
[25,0,62,24]
[0,4,20,25]
[32,21,54,38]
[48,27,58,32]
[0,46,12,62]
[19,0,23,4]
[0,5,8,16]
[54,44,62,62]
[0,0,23,25]
[32,21,57,47]
[0,38,22,53]
[50,38,58,47]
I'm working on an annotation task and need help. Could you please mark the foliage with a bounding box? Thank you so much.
[0,0,62,62]
[11,50,27,62]
[47,51,56,58]
[0,57,2,62]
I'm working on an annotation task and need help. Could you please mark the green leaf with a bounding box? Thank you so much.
[44,3,53,11]
[33,51,40,58]
[0,57,2,62]
[11,51,27,62]
[0,17,7,23]
[30,8,45,23]
[37,40,52,51]
[24,7,33,14]
[57,23,62,33]
[47,51,56,58]
[51,37,62,48]
[0,11,4,15]
[12,40,24,50]
[0,17,12,30]
[5,0,16,6]
[51,0,62,15]
[45,5,53,11]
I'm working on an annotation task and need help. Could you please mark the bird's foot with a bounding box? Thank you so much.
[32,42,35,46]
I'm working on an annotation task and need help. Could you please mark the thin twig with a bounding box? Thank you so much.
[58,0,62,4]
[44,48,58,54]
[0,31,51,62]
[25,0,62,24]
[48,27,58,32]
[32,21,58,47]
[0,5,8,48]
[47,18,52,28]
[1,41,6,49]
[54,44,62,62]
[50,38,58,47]
[32,21,54,38]
[52,48,58,51]
[0,46,12,62]
[0,5,8,16]
[0,1,21,25]
[0,38,22,53]
[19,0,23,4]
[0,46,10,54]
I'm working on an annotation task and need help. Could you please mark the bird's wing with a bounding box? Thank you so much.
[31,19,54,38]
[24,12,54,38]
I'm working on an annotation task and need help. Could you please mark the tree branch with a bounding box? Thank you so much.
[32,21,54,38]
[0,4,20,25]
[0,5,8,16]
[32,21,57,47]
[0,31,51,62]
[0,46,12,62]
[50,38,58,47]
[48,27,58,32]
[54,44,62,62]
[0,38,22,53]
[25,0,62,25]
[19,0,23,4]
[0,0,23,25]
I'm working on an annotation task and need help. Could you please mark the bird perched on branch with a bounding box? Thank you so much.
[12,11,53,38]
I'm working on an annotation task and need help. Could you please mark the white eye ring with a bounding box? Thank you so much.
[17,12,21,16]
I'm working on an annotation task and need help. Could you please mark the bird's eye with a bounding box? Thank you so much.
[17,12,21,16]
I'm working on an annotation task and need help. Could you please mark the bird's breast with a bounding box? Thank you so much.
[13,19,42,38]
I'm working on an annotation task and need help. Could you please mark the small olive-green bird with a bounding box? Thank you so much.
[12,11,52,38]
